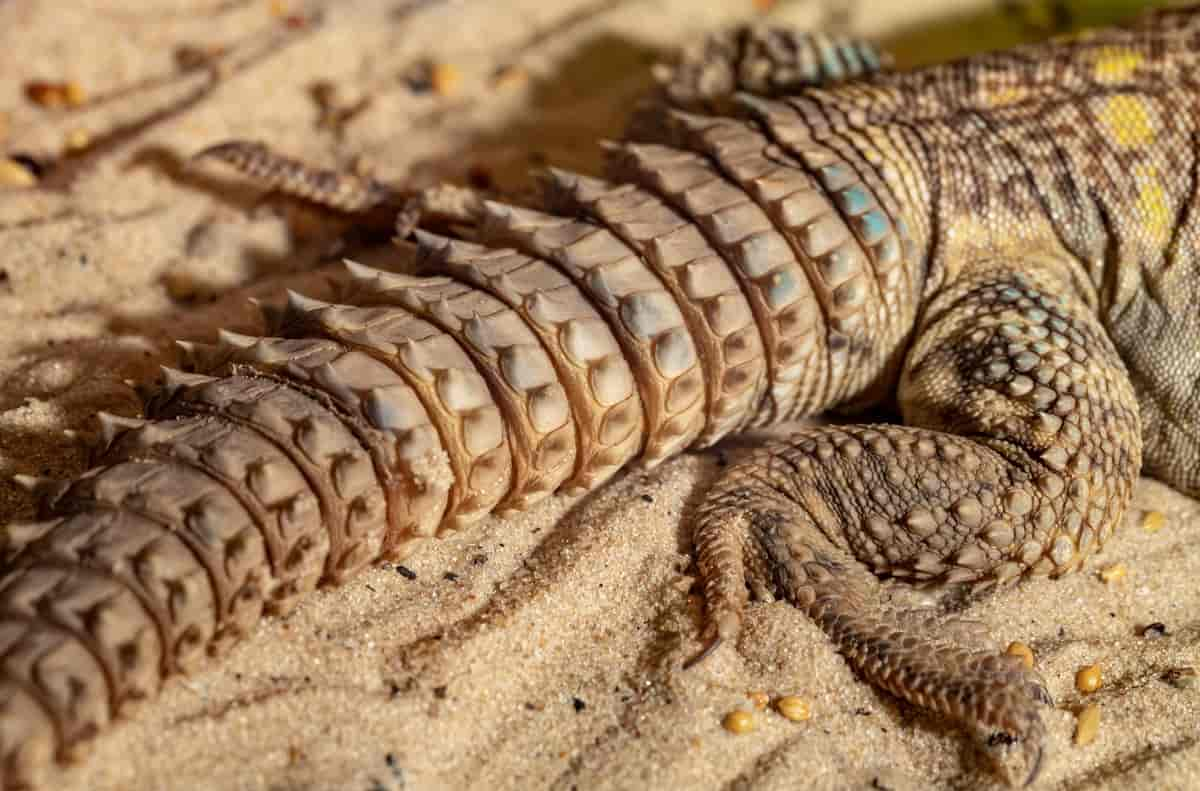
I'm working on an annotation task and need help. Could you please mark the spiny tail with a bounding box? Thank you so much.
[193,140,397,213]
[0,30,911,787]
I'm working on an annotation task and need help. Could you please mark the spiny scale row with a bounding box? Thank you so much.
[0,109,914,788]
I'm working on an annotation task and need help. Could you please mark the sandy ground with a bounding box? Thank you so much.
[1,1,1198,790]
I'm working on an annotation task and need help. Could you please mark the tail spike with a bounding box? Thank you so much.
[0,519,60,559]
[96,411,147,451]
[158,366,216,400]
[462,312,489,348]
[312,362,355,405]
[175,339,223,373]
[216,329,258,350]
[248,297,287,334]
[11,474,71,509]
[411,228,452,259]
[284,290,331,316]
[411,230,456,274]
[280,290,331,332]
[341,259,381,283]
[480,199,515,225]
[538,166,580,192]
[536,166,584,211]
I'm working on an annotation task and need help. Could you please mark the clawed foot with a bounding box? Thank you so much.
[965,655,1053,787]
[977,700,1049,787]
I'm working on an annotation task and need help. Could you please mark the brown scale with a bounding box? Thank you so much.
[149,374,387,588]
[273,295,512,530]
[731,93,926,407]
[475,199,709,466]
[176,334,451,561]
[415,232,646,494]
[337,263,577,514]
[640,109,878,417]
[97,414,330,608]
[539,167,767,444]
[606,139,826,423]
[720,96,903,409]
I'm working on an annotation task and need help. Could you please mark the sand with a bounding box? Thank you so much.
[1,1,1197,790]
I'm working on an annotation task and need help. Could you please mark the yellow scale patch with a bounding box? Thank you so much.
[1092,47,1142,84]
[1098,94,1157,148]
[983,85,1029,108]
[1134,163,1171,248]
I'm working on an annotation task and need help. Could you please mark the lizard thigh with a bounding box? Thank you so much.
[897,258,1142,581]
[690,257,1140,784]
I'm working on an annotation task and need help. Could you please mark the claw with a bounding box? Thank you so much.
[1024,741,1044,787]
[981,705,1048,788]
[681,634,722,670]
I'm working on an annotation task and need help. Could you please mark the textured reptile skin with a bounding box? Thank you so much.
[3,9,1198,788]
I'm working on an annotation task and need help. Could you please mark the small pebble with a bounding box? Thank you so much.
[25,80,85,108]
[1163,666,1196,689]
[1075,664,1102,694]
[1005,641,1035,669]
[1141,510,1166,533]
[1099,563,1127,583]
[775,696,811,722]
[0,157,37,188]
[64,81,86,106]
[722,709,755,734]
[65,128,90,151]
[431,62,460,97]
[1074,704,1101,745]
[747,691,769,711]
[1141,622,1168,640]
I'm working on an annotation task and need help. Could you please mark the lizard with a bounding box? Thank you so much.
[2,6,1198,788]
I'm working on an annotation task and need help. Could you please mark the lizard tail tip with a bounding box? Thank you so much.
[190,139,267,167]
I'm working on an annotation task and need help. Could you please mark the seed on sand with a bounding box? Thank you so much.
[775,696,811,722]
[431,63,461,97]
[1141,510,1166,533]
[722,709,754,734]
[0,158,37,188]
[1004,641,1035,669]
[1075,664,1103,694]
[1075,704,1101,745]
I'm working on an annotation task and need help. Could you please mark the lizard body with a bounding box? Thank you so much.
[3,7,1199,788]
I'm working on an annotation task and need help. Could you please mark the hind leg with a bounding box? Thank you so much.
[693,257,1141,784]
